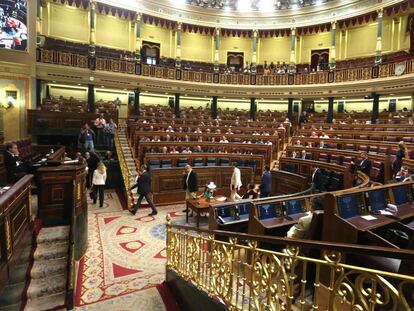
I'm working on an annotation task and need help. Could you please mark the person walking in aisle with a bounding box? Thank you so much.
[230,162,242,201]
[129,164,158,216]
[92,161,107,208]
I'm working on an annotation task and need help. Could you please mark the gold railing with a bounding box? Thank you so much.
[37,48,414,86]
[114,128,133,208]
[166,224,414,310]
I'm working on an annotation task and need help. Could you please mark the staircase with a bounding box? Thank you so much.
[116,122,140,207]
[0,226,69,311]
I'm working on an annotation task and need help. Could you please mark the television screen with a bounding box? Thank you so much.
[337,194,360,219]
[237,203,250,215]
[393,185,410,205]
[0,0,27,51]
[285,199,306,216]
[258,203,280,220]
[216,206,232,218]
[368,190,387,212]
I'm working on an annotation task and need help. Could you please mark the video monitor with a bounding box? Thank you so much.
[392,185,411,205]
[0,1,28,51]
[236,203,250,215]
[284,199,306,216]
[258,203,281,220]
[216,206,232,219]
[367,189,387,212]
[337,194,361,219]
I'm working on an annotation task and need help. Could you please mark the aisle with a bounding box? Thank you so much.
[75,191,186,310]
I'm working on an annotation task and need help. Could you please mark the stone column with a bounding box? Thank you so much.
[371,93,380,124]
[88,84,95,113]
[135,13,142,62]
[290,28,296,72]
[250,98,256,121]
[88,0,96,70]
[214,28,220,72]
[251,30,258,74]
[327,97,334,123]
[174,93,180,117]
[329,21,337,70]
[375,9,383,64]
[288,98,294,121]
[134,89,140,115]
[36,0,42,47]
[212,96,218,119]
[176,22,182,69]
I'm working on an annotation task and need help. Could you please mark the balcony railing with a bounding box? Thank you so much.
[166,223,414,311]
[37,48,414,86]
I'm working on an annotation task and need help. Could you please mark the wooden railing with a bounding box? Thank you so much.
[37,48,414,86]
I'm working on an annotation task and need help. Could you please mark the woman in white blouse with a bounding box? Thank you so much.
[92,161,107,207]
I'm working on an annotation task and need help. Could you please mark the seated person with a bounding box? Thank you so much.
[242,184,258,199]
[4,142,31,183]
[199,182,216,200]
[286,196,324,239]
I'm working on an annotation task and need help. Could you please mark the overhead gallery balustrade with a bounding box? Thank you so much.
[37,48,414,86]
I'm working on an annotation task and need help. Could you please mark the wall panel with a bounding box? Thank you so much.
[181,32,213,62]
[259,37,290,63]
[219,36,252,64]
[141,24,172,58]
[96,14,130,50]
[346,23,377,58]
[48,3,89,42]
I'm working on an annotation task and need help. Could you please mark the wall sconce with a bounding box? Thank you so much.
[1,96,15,109]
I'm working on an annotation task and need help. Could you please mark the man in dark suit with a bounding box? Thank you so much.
[85,151,100,188]
[311,166,326,192]
[298,111,308,126]
[129,164,157,216]
[4,143,29,183]
[182,164,198,214]
[355,151,372,176]
[259,165,272,198]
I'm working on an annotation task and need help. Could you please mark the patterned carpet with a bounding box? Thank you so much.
[75,191,186,310]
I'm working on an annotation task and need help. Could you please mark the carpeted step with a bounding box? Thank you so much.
[33,242,68,261]
[26,274,67,300]
[24,292,66,311]
[36,226,69,244]
[30,257,67,279]
[0,282,26,308]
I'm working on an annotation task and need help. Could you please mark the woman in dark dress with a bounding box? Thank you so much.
[393,141,408,177]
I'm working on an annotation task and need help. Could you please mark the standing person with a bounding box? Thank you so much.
[85,151,100,188]
[92,162,107,208]
[129,164,158,216]
[298,111,308,126]
[104,118,117,150]
[259,165,272,198]
[94,113,106,146]
[182,164,198,215]
[311,166,325,192]
[230,162,242,201]
[79,124,95,152]
[393,141,408,177]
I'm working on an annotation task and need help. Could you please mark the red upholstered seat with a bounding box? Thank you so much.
[342,156,353,166]
[378,147,389,154]
[386,136,397,142]
[344,144,354,151]
[369,146,378,153]
[358,145,368,152]
[330,155,342,165]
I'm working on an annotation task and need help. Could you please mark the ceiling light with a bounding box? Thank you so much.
[237,0,251,11]
[174,0,186,7]
[315,0,322,5]
[258,0,274,11]
[291,3,298,9]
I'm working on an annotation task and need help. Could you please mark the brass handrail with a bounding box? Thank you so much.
[114,128,132,208]
[166,223,414,310]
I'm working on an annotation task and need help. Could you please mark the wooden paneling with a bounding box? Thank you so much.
[0,175,33,292]
[150,166,253,205]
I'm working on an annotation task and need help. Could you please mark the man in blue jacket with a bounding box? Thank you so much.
[259,166,272,198]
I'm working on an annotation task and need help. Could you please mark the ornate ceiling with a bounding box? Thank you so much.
[100,0,404,29]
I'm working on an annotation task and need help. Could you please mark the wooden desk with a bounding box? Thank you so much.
[186,197,227,227]
[346,215,395,231]
[260,213,307,230]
